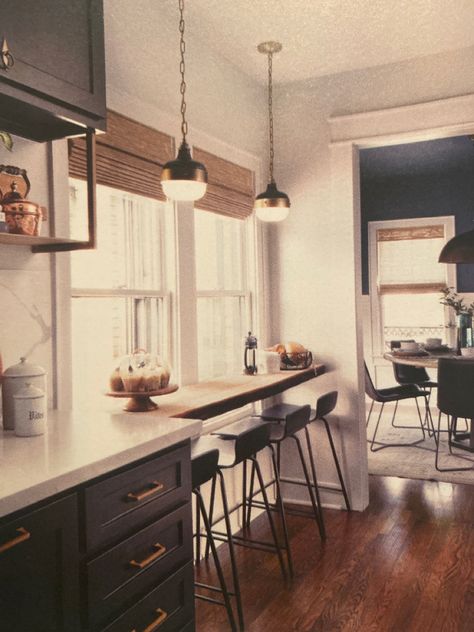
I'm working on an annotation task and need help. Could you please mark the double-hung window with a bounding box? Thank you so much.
[66,114,258,407]
[69,180,168,408]
[369,216,455,356]
[195,209,251,380]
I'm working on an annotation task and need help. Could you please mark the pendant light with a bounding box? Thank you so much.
[254,41,290,222]
[161,0,207,202]
[439,230,474,263]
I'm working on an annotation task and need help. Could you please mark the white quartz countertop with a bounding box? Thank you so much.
[0,408,202,518]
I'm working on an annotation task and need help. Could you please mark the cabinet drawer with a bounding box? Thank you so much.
[85,444,191,552]
[0,494,79,632]
[101,562,194,632]
[88,503,192,627]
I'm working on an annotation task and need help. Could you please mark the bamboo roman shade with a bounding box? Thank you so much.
[68,111,175,201]
[377,225,445,242]
[193,147,255,220]
[377,224,446,293]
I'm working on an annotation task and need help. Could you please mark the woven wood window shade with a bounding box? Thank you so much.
[377,225,445,242]
[193,147,255,220]
[68,111,175,201]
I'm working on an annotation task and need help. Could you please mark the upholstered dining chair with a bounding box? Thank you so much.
[364,362,429,451]
[435,358,474,472]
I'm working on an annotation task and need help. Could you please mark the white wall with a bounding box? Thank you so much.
[270,46,474,511]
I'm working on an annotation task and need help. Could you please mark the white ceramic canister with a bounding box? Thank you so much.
[2,357,46,430]
[13,382,46,437]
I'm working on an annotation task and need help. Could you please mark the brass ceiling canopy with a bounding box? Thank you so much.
[254,40,290,222]
[439,229,474,263]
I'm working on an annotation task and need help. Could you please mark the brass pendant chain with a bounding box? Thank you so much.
[267,50,274,184]
[178,0,188,143]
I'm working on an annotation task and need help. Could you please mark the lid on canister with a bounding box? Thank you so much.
[3,357,45,378]
[13,382,44,399]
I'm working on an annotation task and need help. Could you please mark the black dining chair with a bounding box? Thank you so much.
[389,340,438,388]
[364,362,430,451]
[435,358,474,471]
[389,341,436,431]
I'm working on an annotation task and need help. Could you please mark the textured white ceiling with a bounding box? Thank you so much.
[166,0,474,84]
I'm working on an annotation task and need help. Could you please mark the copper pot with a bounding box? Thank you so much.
[1,181,46,236]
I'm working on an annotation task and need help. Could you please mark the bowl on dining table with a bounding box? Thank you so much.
[399,341,419,352]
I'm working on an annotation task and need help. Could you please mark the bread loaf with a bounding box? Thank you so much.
[266,341,307,354]
[284,341,306,354]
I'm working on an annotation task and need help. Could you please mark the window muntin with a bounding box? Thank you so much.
[69,179,167,408]
[195,209,250,380]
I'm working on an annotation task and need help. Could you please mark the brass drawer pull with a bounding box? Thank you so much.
[0,527,30,554]
[129,542,167,569]
[131,607,168,632]
[127,481,164,502]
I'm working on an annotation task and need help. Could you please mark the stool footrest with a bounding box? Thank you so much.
[211,530,286,554]
[195,593,228,607]
[195,581,236,597]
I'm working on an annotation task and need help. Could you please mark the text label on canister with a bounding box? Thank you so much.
[13,382,46,437]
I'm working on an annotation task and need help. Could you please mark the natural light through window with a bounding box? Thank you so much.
[370,220,453,351]
[69,179,167,408]
[195,209,250,380]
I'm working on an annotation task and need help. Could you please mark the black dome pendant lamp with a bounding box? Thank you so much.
[254,41,290,222]
[161,0,208,202]
[439,229,474,263]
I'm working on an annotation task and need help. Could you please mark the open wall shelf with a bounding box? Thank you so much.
[0,129,97,253]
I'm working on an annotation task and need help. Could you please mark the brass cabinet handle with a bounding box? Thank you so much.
[0,37,14,70]
[0,527,30,554]
[131,607,168,632]
[129,542,167,569]
[127,481,164,502]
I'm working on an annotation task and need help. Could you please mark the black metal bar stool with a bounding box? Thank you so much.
[194,422,292,631]
[192,447,237,632]
[246,404,326,542]
[255,391,351,514]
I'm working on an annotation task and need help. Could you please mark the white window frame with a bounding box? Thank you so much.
[368,215,456,358]
[52,118,265,416]
[68,181,171,407]
[195,209,255,381]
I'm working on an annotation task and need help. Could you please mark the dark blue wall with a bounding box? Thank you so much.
[360,170,474,294]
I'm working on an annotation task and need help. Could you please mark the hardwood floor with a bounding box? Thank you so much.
[195,475,474,631]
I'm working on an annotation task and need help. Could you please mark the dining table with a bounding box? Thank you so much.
[383,350,458,369]
[384,349,474,456]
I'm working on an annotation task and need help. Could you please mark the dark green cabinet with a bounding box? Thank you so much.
[0,0,106,141]
[0,495,80,632]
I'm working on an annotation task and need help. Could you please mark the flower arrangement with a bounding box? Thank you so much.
[439,287,474,315]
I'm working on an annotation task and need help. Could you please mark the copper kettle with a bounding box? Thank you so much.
[0,166,46,236]
[1,182,46,236]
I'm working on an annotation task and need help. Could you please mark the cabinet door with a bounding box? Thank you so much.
[0,0,106,136]
[0,494,79,632]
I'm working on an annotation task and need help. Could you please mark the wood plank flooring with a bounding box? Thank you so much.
[195,475,474,632]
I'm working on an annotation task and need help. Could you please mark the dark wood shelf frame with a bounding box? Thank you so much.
[0,129,97,253]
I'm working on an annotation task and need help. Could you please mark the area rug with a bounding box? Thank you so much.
[366,405,474,486]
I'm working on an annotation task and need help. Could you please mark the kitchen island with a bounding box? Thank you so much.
[0,365,324,631]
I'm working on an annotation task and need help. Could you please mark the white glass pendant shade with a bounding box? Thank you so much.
[254,180,290,222]
[161,179,207,202]
[161,141,208,202]
[255,205,290,222]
